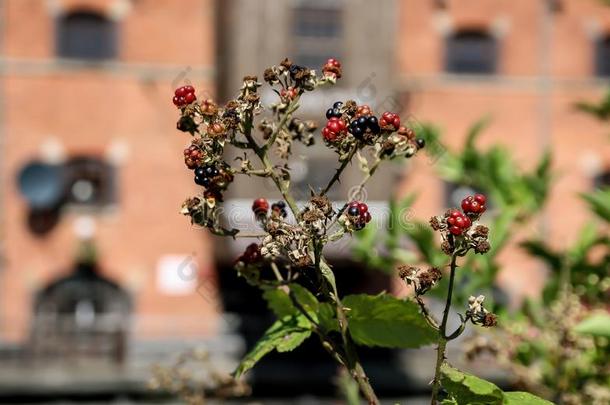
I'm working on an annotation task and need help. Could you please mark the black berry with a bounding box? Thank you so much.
[416,138,425,148]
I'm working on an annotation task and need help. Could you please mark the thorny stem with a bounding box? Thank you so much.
[240,97,380,403]
[430,252,459,405]
[321,145,358,196]
[415,296,439,329]
[328,155,383,230]
[242,109,300,216]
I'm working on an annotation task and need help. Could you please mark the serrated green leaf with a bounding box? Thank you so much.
[263,288,295,318]
[233,314,312,379]
[574,313,610,337]
[503,391,554,404]
[342,293,437,348]
[263,284,320,321]
[440,363,504,405]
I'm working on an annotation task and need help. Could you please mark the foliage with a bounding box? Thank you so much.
[173,59,550,404]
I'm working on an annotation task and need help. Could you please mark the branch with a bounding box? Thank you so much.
[321,145,358,196]
[415,296,439,330]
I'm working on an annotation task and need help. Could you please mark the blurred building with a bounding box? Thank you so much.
[0,0,609,400]
[1,0,217,356]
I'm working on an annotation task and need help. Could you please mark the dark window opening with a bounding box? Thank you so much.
[64,156,117,206]
[291,5,343,69]
[446,30,497,74]
[594,170,610,189]
[57,11,117,60]
[595,35,610,77]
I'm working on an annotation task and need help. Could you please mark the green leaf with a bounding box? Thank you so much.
[263,288,295,318]
[440,363,504,405]
[233,314,312,379]
[290,284,319,314]
[581,189,610,223]
[263,284,320,321]
[320,258,338,296]
[342,293,437,348]
[318,302,339,333]
[503,392,554,404]
[574,313,610,337]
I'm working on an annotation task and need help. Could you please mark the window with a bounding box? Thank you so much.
[595,35,610,77]
[446,30,497,74]
[64,156,117,206]
[292,4,343,69]
[594,169,610,189]
[57,11,117,60]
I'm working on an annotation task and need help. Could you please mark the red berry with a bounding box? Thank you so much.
[358,203,368,215]
[446,209,472,235]
[173,96,181,106]
[380,112,401,130]
[474,194,486,204]
[240,243,261,264]
[184,85,195,93]
[470,201,480,213]
[449,226,462,235]
[184,92,196,104]
[363,211,372,223]
[175,86,187,97]
[326,58,341,68]
[323,117,347,142]
[252,198,269,215]
[461,194,486,216]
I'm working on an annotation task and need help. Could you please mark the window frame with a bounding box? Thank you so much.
[595,35,610,78]
[445,29,498,75]
[56,10,118,61]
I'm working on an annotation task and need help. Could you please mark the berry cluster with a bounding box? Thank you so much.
[194,165,219,187]
[349,115,380,140]
[173,85,196,108]
[183,145,204,170]
[322,117,348,142]
[461,194,487,216]
[446,209,472,236]
[322,58,342,79]
[380,112,401,131]
[347,201,372,230]
[271,201,288,218]
[238,243,262,265]
[355,105,372,117]
[325,101,343,119]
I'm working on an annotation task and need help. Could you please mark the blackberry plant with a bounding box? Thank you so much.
[173,58,550,404]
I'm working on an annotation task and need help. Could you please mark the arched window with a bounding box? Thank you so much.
[56,11,117,60]
[446,30,497,74]
[595,35,610,77]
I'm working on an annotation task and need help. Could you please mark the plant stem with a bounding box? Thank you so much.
[335,299,380,405]
[430,253,459,405]
[321,145,358,196]
[242,110,299,216]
